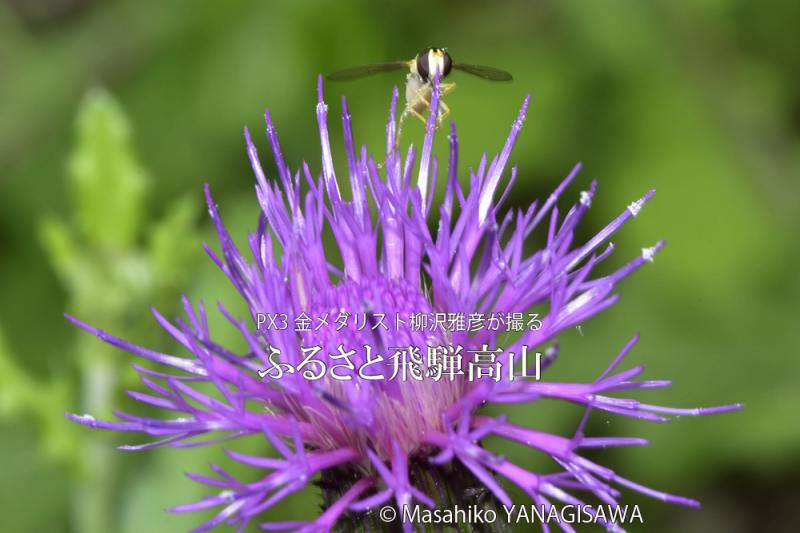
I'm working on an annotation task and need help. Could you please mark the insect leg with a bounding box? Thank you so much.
[396,87,430,148]
[409,106,430,124]
[437,99,451,126]
[440,82,457,97]
[396,81,454,146]
[435,83,456,125]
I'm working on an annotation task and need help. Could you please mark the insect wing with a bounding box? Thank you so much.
[326,61,408,81]
[453,63,513,81]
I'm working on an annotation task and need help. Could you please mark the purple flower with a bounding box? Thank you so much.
[67,75,741,532]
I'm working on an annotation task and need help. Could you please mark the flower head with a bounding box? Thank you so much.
[67,75,741,532]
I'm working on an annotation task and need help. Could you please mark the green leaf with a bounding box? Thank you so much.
[149,194,201,288]
[0,326,79,464]
[69,88,149,249]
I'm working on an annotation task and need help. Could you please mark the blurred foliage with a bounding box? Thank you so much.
[0,0,798,532]
[0,86,205,531]
[0,327,75,461]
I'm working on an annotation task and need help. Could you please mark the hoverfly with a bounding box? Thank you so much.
[327,47,512,131]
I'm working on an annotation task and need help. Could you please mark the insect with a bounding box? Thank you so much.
[327,47,512,131]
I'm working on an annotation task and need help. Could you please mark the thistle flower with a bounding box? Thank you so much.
[67,75,741,532]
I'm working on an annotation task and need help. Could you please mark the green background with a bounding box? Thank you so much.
[1,0,798,531]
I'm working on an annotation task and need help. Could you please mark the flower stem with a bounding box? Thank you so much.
[321,451,512,533]
[73,342,117,533]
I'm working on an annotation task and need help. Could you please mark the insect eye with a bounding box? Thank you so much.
[441,50,453,78]
[416,52,430,81]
